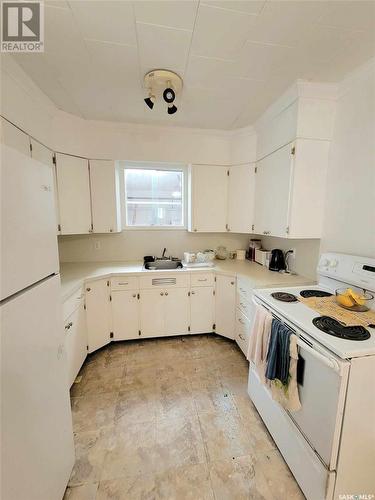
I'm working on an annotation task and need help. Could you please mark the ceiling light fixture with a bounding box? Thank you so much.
[143,69,183,115]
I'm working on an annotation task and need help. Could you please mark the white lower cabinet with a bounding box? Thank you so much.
[140,287,189,338]
[64,298,87,386]
[85,279,111,352]
[111,290,140,340]
[215,275,236,339]
[190,287,214,334]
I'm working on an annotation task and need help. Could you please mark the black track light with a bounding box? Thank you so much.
[167,104,177,115]
[144,95,155,109]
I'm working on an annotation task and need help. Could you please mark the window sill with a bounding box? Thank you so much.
[123,226,188,231]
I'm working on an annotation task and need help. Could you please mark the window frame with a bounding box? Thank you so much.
[119,161,188,231]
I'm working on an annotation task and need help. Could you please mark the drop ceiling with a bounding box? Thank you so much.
[10,0,375,129]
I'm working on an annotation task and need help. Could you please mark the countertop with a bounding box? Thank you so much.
[60,260,315,301]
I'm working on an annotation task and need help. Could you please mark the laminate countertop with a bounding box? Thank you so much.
[60,260,315,302]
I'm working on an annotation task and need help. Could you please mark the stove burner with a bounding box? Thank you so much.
[300,290,333,298]
[312,316,371,341]
[271,292,298,303]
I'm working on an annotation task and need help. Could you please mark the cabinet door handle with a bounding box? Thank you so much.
[165,292,168,296]
[194,228,197,232]
[191,291,195,295]
[86,287,91,292]
[160,292,164,296]
[109,228,113,232]
[65,322,73,330]
[132,294,137,298]
[230,281,234,285]
[238,333,245,341]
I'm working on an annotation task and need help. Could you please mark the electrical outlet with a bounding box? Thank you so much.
[93,240,101,250]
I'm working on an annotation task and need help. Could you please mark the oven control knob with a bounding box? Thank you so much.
[329,259,338,268]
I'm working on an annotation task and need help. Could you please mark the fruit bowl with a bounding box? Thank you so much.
[335,287,374,312]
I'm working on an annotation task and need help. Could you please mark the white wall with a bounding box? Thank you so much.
[320,59,375,258]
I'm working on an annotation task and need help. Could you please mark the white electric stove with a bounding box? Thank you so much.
[248,253,375,500]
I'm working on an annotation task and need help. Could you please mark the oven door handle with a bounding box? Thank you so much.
[251,295,342,374]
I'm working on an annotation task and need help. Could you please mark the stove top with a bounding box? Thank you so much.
[300,290,333,299]
[312,316,371,341]
[254,284,375,359]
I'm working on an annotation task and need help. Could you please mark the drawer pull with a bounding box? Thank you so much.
[117,282,129,285]
[238,333,245,341]
[191,291,195,295]
[238,318,245,324]
[65,322,73,330]
[198,278,207,282]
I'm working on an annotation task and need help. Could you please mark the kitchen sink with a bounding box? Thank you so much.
[144,259,183,270]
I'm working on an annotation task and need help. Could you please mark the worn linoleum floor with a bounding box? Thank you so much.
[64,334,304,500]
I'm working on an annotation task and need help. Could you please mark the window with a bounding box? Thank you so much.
[124,166,185,228]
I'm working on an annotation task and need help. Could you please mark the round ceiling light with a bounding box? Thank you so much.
[143,69,183,115]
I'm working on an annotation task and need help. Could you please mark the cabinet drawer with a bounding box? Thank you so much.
[237,276,253,303]
[236,292,253,320]
[63,287,84,320]
[111,276,139,291]
[190,272,214,287]
[140,273,190,289]
[235,309,251,356]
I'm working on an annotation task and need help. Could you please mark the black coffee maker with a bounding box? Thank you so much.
[269,249,286,272]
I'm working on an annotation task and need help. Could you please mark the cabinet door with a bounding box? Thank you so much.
[90,160,121,234]
[189,165,228,232]
[190,287,214,334]
[254,143,293,238]
[30,139,60,234]
[227,164,255,233]
[85,280,111,352]
[139,289,165,338]
[56,153,92,235]
[215,275,236,339]
[164,288,189,336]
[112,290,139,340]
[65,300,87,386]
[0,117,30,156]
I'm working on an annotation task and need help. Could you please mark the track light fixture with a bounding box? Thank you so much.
[143,70,183,115]
[144,94,155,109]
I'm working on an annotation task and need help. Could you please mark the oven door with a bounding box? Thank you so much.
[288,333,349,470]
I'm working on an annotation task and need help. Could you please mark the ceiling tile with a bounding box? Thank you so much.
[84,40,141,89]
[191,3,258,59]
[185,55,252,88]
[136,22,192,75]
[133,0,199,31]
[244,1,331,47]
[316,1,375,31]
[201,1,265,15]
[68,1,137,46]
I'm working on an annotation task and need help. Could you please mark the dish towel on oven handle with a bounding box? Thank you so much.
[265,319,301,412]
[247,304,273,382]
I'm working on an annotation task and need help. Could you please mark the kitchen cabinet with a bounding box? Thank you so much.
[254,139,330,238]
[90,160,122,234]
[85,279,111,352]
[0,117,30,156]
[235,309,252,357]
[30,138,60,235]
[215,275,236,339]
[64,295,87,386]
[190,287,215,334]
[188,164,228,232]
[139,287,189,337]
[227,164,255,233]
[55,153,92,235]
[111,290,140,340]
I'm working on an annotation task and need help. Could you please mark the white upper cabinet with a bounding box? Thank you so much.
[254,139,330,239]
[30,139,60,235]
[55,153,92,235]
[0,118,30,156]
[227,164,255,233]
[89,160,121,234]
[188,164,228,232]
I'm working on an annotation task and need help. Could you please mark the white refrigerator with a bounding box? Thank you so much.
[1,144,75,500]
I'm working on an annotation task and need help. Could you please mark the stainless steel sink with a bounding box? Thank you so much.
[144,259,182,270]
